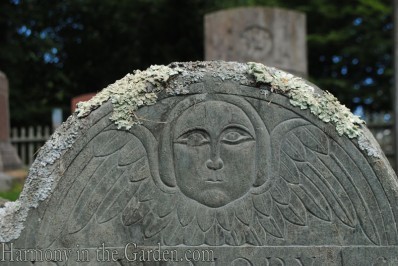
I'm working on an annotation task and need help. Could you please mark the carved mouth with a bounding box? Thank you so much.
[205,179,224,183]
[203,174,225,183]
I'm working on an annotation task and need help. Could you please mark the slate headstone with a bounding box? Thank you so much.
[205,7,307,77]
[0,71,22,170]
[0,61,397,265]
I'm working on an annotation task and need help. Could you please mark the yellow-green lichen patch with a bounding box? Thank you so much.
[76,65,181,129]
[247,62,364,139]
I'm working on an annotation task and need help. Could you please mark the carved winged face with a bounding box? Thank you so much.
[34,70,397,249]
[172,101,257,208]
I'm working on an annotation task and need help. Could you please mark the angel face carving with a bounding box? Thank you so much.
[172,101,257,208]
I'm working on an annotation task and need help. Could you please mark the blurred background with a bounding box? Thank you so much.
[0,0,395,200]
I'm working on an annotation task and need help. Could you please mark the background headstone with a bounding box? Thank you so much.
[0,172,12,192]
[0,62,397,265]
[71,93,96,112]
[0,153,3,172]
[51,108,63,131]
[205,7,307,77]
[0,71,22,170]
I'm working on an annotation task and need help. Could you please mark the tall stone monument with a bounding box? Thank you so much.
[0,61,397,265]
[205,7,307,77]
[0,71,22,170]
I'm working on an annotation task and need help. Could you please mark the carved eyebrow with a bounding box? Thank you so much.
[221,124,255,138]
[174,128,209,139]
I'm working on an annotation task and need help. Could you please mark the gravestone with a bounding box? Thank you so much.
[0,61,398,265]
[0,173,12,192]
[205,7,307,77]
[0,71,22,170]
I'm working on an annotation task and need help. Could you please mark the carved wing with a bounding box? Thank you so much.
[37,117,398,247]
[37,125,177,247]
[252,118,398,245]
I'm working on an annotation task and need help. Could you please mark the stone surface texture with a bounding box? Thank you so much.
[205,7,307,76]
[0,61,397,265]
[0,71,22,170]
[0,197,9,208]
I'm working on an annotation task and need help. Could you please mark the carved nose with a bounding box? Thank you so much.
[206,158,224,170]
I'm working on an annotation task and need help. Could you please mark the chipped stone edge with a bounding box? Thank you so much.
[357,130,382,158]
[0,115,85,242]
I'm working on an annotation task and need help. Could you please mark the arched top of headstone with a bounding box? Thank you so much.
[1,62,397,253]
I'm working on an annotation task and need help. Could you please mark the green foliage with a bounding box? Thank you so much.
[0,181,23,201]
[299,0,393,112]
[0,0,393,126]
[214,0,393,112]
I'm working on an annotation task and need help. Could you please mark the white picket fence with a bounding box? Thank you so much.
[10,126,52,166]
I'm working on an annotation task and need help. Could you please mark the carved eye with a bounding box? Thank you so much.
[175,131,210,146]
[221,128,253,145]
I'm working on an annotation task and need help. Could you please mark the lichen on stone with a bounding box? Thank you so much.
[74,62,257,129]
[0,115,83,242]
[0,61,387,243]
[358,133,381,158]
[247,62,364,139]
[76,61,366,138]
[76,65,181,129]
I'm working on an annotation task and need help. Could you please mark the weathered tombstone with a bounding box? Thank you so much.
[0,71,22,170]
[205,7,307,77]
[0,61,398,265]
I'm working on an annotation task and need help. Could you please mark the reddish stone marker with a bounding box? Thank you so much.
[0,72,9,142]
[0,71,22,170]
[71,93,96,113]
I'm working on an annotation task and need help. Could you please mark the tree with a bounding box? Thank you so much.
[0,0,211,126]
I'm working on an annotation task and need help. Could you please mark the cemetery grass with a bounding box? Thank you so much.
[0,181,23,201]
[0,169,28,201]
